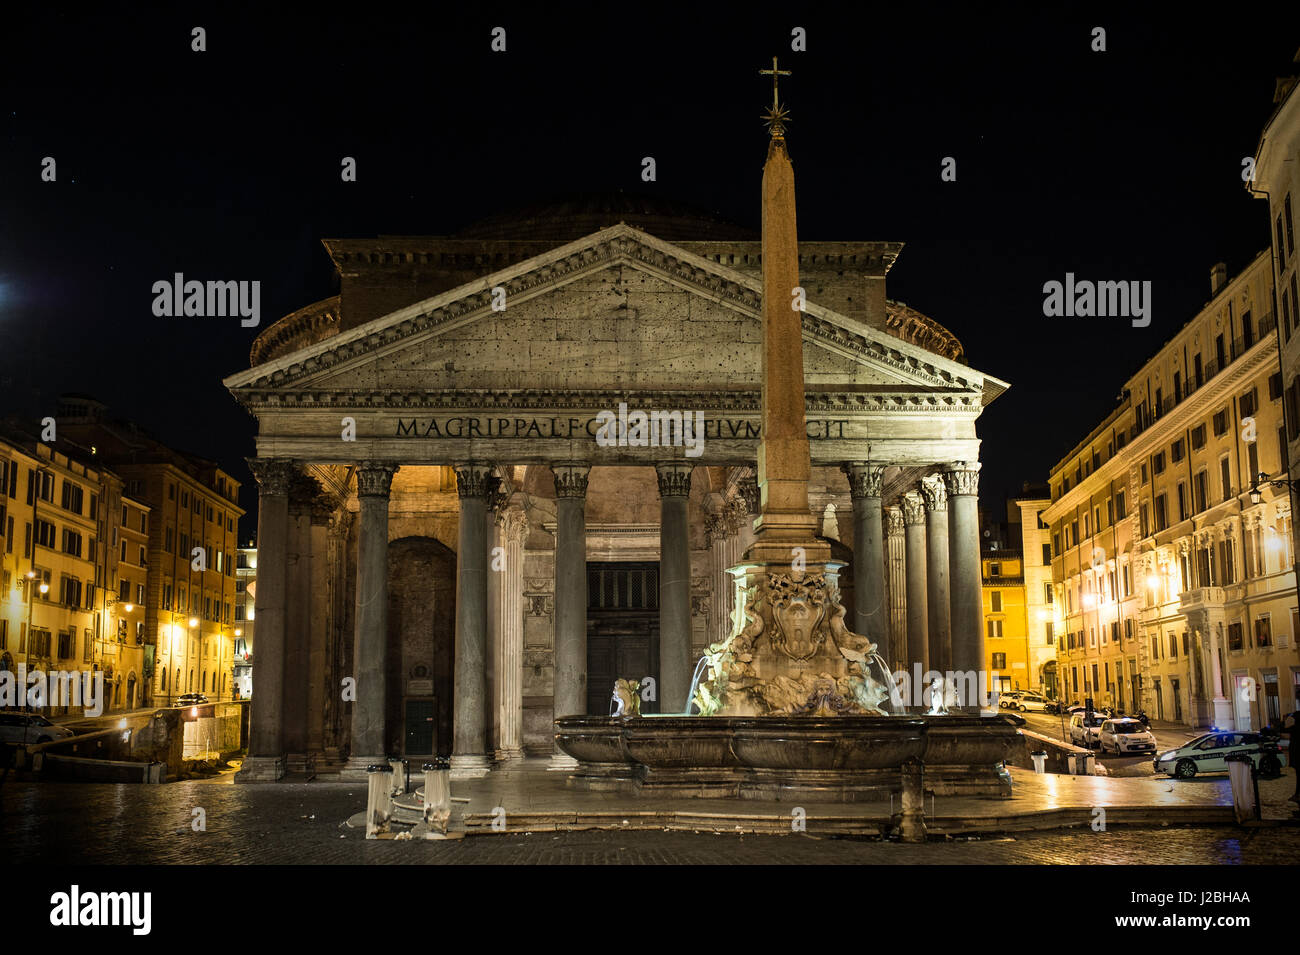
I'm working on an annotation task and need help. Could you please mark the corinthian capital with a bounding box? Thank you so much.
[552,464,591,500]
[655,462,694,498]
[919,475,947,512]
[454,463,494,499]
[901,492,927,526]
[942,462,981,498]
[356,461,399,497]
[247,458,298,497]
[885,505,904,537]
[841,462,885,500]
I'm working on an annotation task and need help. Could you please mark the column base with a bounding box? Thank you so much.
[494,747,525,762]
[450,754,492,779]
[235,755,285,782]
[339,755,390,780]
[547,753,579,772]
[1211,697,1236,731]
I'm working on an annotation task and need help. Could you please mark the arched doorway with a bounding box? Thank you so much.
[387,536,457,758]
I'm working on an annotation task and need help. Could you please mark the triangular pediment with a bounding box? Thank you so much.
[224,224,1004,406]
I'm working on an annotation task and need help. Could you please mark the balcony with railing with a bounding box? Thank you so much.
[1128,312,1275,442]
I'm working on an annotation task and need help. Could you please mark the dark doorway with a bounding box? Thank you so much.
[387,537,456,757]
[586,562,660,715]
[403,698,436,756]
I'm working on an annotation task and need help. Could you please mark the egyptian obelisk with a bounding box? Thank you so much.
[748,58,831,568]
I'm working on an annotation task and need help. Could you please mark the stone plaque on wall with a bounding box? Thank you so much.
[407,679,434,696]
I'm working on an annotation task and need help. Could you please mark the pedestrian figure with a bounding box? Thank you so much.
[1137,709,1150,729]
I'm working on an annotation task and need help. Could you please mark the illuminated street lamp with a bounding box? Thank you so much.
[1249,470,1299,506]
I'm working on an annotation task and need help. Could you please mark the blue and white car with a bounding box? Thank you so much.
[1153,731,1284,779]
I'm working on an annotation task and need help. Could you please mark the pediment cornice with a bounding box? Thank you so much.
[224,224,1000,401]
[233,387,982,414]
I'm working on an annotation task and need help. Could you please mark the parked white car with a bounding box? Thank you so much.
[1069,712,1106,748]
[1004,692,1049,713]
[0,713,76,745]
[1154,732,1284,779]
[1098,717,1156,754]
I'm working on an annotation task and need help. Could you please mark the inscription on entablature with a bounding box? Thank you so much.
[392,415,848,440]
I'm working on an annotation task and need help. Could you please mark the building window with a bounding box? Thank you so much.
[1046,621,1054,645]
[1171,438,1184,463]
[1241,387,1258,419]
[1042,542,1051,565]
[986,619,1003,639]
[1228,622,1244,651]
[1256,615,1273,648]
[1220,456,1232,502]
[991,652,1007,670]
[1154,495,1168,532]
[1213,409,1228,436]
[991,592,1002,612]
[1153,452,1166,475]
[1177,484,1188,522]
[1044,582,1053,604]
[1191,424,1206,449]
[1193,471,1208,514]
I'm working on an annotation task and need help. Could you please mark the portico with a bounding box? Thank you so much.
[225,216,1007,781]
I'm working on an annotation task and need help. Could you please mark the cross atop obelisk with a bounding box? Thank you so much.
[759,57,792,138]
[748,56,829,566]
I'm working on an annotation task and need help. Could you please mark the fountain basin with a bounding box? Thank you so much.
[555,713,1024,801]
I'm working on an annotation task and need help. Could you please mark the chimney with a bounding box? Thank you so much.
[1210,262,1228,296]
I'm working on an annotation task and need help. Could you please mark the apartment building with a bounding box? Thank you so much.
[1043,252,1298,730]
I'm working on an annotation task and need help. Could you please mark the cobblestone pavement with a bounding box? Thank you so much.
[3,781,1299,864]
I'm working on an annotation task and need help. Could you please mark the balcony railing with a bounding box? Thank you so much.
[1128,313,1276,442]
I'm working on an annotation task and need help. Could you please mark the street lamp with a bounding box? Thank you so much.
[1249,470,1299,506]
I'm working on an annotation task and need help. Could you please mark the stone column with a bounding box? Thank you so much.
[886,505,906,669]
[494,506,527,761]
[944,463,983,703]
[920,475,952,675]
[550,464,590,770]
[452,464,492,778]
[322,509,352,759]
[842,463,887,647]
[306,494,334,758]
[706,511,731,648]
[657,463,694,714]
[283,471,319,769]
[901,492,929,674]
[343,462,398,775]
[237,458,296,782]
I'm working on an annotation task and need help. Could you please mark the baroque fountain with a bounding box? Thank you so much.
[553,76,1022,802]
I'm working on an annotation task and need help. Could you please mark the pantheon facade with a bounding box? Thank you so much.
[223,197,1008,779]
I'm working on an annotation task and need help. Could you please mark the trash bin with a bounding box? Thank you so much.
[422,757,451,835]
[1030,751,1048,774]
[1225,753,1259,824]
[365,764,394,839]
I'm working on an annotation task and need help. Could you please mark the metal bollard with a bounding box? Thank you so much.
[388,756,409,795]
[365,764,394,839]
[422,756,451,834]
[1030,751,1048,774]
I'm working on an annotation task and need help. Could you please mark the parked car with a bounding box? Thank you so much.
[994,690,1022,709]
[173,694,209,707]
[1004,692,1050,713]
[1069,711,1107,748]
[1154,732,1285,779]
[0,713,77,745]
[1098,717,1157,754]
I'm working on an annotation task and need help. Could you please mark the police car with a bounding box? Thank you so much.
[1153,731,1284,779]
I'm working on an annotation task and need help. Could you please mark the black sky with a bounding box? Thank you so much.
[3,5,1298,536]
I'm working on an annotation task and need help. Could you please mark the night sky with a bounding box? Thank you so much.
[3,6,1299,537]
